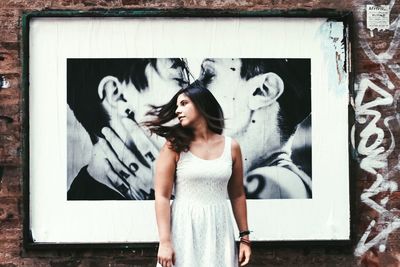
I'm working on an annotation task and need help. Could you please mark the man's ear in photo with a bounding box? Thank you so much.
[97,75,127,116]
[247,72,284,110]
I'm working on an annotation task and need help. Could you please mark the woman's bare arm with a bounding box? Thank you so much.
[155,141,178,266]
[228,139,248,233]
[228,139,251,266]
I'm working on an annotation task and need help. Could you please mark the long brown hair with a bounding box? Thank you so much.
[143,81,224,152]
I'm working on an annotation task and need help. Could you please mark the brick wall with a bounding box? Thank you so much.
[1,0,399,266]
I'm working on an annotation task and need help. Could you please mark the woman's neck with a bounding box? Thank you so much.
[192,122,216,143]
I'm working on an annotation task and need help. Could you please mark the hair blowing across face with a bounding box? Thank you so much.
[143,81,224,153]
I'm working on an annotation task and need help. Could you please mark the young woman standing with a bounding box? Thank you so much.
[146,82,251,267]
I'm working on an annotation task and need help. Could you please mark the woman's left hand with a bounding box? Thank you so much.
[238,241,251,266]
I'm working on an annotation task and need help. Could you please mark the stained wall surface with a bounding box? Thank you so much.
[0,0,400,266]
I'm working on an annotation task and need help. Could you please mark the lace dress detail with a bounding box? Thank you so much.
[158,136,238,267]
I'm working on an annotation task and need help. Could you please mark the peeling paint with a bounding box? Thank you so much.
[318,20,348,95]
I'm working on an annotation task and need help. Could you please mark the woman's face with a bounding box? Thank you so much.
[175,93,202,128]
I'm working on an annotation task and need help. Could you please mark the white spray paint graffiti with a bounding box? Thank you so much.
[354,75,394,173]
[354,1,400,257]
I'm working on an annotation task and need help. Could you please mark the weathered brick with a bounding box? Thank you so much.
[0,197,20,223]
[0,141,20,165]
[0,45,20,75]
[0,167,21,196]
[0,9,20,43]
[49,259,81,267]
[1,0,53,9]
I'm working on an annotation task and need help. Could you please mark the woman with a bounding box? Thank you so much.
[145,81,251,267]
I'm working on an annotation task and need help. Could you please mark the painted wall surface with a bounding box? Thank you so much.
[0,1,399,267]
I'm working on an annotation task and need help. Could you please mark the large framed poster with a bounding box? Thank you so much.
[23,10,352,247]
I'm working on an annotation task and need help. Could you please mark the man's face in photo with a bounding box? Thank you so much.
[198,58,291,176]
[123,58,188,125]
[199,58,252,138]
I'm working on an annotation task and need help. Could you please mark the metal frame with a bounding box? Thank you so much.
[22,9,354,249]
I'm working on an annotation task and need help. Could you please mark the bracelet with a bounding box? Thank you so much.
[239,237,251,246]
[239,230,251,238]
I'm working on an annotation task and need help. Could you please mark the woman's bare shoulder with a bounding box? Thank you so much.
[229,137,241,151]
[228,137,242,162]
[160,140,180,162]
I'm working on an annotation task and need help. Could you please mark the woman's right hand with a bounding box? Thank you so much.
[157,241,175,267]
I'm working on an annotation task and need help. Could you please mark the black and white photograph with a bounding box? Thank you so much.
[67,58,312,201]
[28,16,350,244]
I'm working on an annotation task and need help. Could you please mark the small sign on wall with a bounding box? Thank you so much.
[366,5,390,31]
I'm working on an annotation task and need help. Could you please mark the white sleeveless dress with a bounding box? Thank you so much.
[165,136,238,267]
